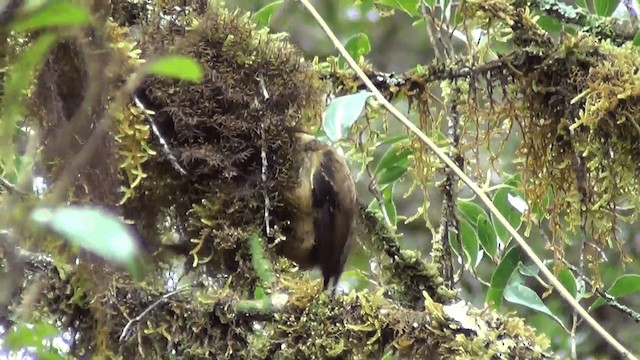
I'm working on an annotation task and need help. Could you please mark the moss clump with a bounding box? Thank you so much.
[120,5,325,285]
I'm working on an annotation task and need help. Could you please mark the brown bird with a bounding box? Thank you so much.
[281,132,357,293]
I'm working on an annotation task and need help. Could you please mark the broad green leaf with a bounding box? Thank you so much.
[492,174,523,247]
[576,0,588,9]
[344,33,371,58]
[375,143,411,176]
[558,267,578,299]
[457,200,487,226]
[518,262,539,277]
[1,33,58,176]
[536,15,562,32]
[377,134,408,146]
[633,30,640,47]
[11,0,91,32]
[323,92,373,142]
[459,217,479,268]
[30,206,144,277]
[487,246,525,308]
[504,282,566,328]
[477,214,498,259]
[147,55,203,83]
[252,0,283,27]
[594,0,621,17]
[375,0,420,16]
[5,322,59,349]
[591,274,640,309]
[377,165,409,185]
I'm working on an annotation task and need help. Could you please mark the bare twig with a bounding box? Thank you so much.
[118,285,190,343]
[258,76,272,237]
[563,260,640,323]
[296,0,636,358]
[133,96,188,176]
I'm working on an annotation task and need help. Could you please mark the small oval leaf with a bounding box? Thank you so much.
[591,274,640,309]
[558,267,578,299]
[11,1,91,32]
[323,92,373,142]
[375,0,420,16]
[252,0,283,27]
[30,206,144,277]
[147,55,203,83]
[344,33,371,58]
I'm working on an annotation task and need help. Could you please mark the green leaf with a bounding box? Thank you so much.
[594,0,621,17]
[147,55,203,83]
[10,0,91,32]
[374,141,411,187]
[252,0,283,27]
[254,286,266,300]
[377,165,409,185]
[381,350,395,360]
[591,274,640,309]
[36,352,66,360]
[1,33,58,176]
[344,33,371,59]
[576,0,588,9]
[368,184,398,226]
[536,15,562,32]
[30,206,144,277]
[504,282,566,328]
[459,217,479,268]
[375,0,420,16]
[477,214,498,259]
[518,262,539,277]
[382,183,398,226]
[633,30,640,47]
[457,200,487,226]
[377,134,408,146]
[492,174,523,247]
[558,267,578,299]
[487,246,525,308]
[322,92,373,142]
[5,322,59,350]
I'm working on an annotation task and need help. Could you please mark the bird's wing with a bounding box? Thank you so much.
[311,149,355,290]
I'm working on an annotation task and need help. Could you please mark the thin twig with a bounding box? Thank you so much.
[133,96,188,176]
[118,285,190,343]
[563,260,640,323]
[258,76,272,237]
[295,1,636,358]
[0,177,23,195]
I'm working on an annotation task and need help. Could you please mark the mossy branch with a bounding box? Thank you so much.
[247,232,276,287]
